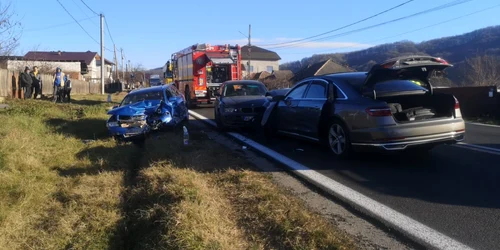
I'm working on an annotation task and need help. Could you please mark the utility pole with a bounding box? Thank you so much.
[247,24,251,78]
[100,13,105,94]
[113,44,118,81]
[120,48,124,81]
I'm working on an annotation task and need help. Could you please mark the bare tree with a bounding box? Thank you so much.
[0,2,22,56]
[464,55,500,86]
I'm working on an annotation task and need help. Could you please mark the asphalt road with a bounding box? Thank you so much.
[193,106,500,250]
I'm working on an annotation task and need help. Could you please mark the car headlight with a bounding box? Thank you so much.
[107,121,119,127]
[224,107,238,113]
[155,107,162,114]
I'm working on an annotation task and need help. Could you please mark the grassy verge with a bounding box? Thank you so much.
[0,93,130,249]
[0,93,356,250]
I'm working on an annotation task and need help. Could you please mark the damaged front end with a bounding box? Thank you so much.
[106,100,173,142]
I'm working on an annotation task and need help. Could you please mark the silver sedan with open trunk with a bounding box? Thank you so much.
[261,55,465,157]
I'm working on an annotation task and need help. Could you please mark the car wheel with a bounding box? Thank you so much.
[327,120,352,158]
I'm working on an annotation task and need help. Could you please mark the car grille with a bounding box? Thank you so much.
[241,107,266,113]
[118,115,146,128]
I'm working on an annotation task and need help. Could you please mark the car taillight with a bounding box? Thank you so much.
[453,96,462,118]
[454,96,460,109]
[366,107,392,117]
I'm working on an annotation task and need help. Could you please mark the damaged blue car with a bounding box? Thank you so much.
[106,84,189,143]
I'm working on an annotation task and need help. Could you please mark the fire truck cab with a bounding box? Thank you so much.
[170,43,242,108]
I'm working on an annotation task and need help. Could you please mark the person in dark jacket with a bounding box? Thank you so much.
[30,66,42,99]
[20,66,33,99]
[63,74,72,102]
[53,67,65,103]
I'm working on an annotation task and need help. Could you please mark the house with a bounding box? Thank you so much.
[292,59,352,83]
[0,55,82,79]
[23,51,114,81]
[241,45,281,77]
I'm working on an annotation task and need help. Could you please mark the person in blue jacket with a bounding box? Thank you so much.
[53,67,65,103]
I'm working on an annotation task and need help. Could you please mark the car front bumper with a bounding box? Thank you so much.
[221,113,263,128]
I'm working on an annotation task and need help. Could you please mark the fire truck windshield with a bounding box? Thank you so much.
[209,65,230,84]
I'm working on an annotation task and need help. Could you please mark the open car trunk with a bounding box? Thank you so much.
[379,93,456,123]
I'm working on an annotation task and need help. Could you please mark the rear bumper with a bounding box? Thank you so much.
[351,130,465,151]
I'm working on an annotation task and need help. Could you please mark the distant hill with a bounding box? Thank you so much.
[280,25,500,85]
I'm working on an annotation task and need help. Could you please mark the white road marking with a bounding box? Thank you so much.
[188,110,474,250]
[465,121,500,128]
[454,142,500,156]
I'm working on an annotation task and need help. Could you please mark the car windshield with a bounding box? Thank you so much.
[223,84,267,97]
[120,90,164,106]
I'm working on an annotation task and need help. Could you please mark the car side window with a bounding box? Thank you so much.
[305,80,327,98]
[287,82,309,99]
[334,85,347,99]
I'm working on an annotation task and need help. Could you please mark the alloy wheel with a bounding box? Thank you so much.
[328,124,346,155]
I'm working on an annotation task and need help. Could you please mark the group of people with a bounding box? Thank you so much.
[19,66,72,103]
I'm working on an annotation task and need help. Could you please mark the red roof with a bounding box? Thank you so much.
[23,51,114,65]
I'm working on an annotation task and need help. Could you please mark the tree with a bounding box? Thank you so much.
[463,55,500,86]
[0,2,21,56]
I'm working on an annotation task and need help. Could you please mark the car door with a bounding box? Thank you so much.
[277,80,310,133]
[297,79,328,138]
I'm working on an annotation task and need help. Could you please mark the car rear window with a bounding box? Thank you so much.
[375,79,428,93]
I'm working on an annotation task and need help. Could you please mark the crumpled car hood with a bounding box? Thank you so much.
[107,100,161,116]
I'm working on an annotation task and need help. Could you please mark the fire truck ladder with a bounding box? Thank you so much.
[231,64,239,80]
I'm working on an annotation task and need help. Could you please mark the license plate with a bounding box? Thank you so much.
[243,116,254,121]
[127,127,143,134]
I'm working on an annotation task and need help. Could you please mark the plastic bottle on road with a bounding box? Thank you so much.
[183,126,189,146]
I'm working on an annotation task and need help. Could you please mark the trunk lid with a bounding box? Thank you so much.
[363,56,453,91]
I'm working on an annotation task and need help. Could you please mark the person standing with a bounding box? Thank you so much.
[30,66,42,99]
[53,67,65,103]
[63,74,72,103]
[20,66,33,99]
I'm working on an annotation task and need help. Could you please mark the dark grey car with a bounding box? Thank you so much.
[214,80,270,129]
[261,55,466,157]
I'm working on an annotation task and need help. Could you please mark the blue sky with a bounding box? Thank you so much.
[12,0,500,69]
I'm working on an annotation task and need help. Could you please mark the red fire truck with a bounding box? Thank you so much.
[170,43,242,107]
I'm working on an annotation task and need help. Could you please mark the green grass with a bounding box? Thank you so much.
[0,93,356,250]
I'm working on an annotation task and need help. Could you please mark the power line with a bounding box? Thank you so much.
[279,3,500,56]
[80,0,99,16]
[259,0,416,47]
[71,0,99,27]
[104,17,116,46]
[56,0,114,53]
[56,0,99,45]
[23,16,96,32]
[266,0,473,50]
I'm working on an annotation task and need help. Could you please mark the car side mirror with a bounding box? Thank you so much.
[265,91,271,97]
[272,95,285,102]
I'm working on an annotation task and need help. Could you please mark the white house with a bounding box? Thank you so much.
[240,45,281,78]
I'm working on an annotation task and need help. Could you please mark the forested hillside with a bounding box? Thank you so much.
[280,25,500,86]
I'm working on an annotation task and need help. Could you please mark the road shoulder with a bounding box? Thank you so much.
[192,118,413,250]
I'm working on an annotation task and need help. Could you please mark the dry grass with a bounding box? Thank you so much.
[0,91,356,250]
[0,95,130,249]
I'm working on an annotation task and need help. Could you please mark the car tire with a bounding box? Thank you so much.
[325,119,352,159]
